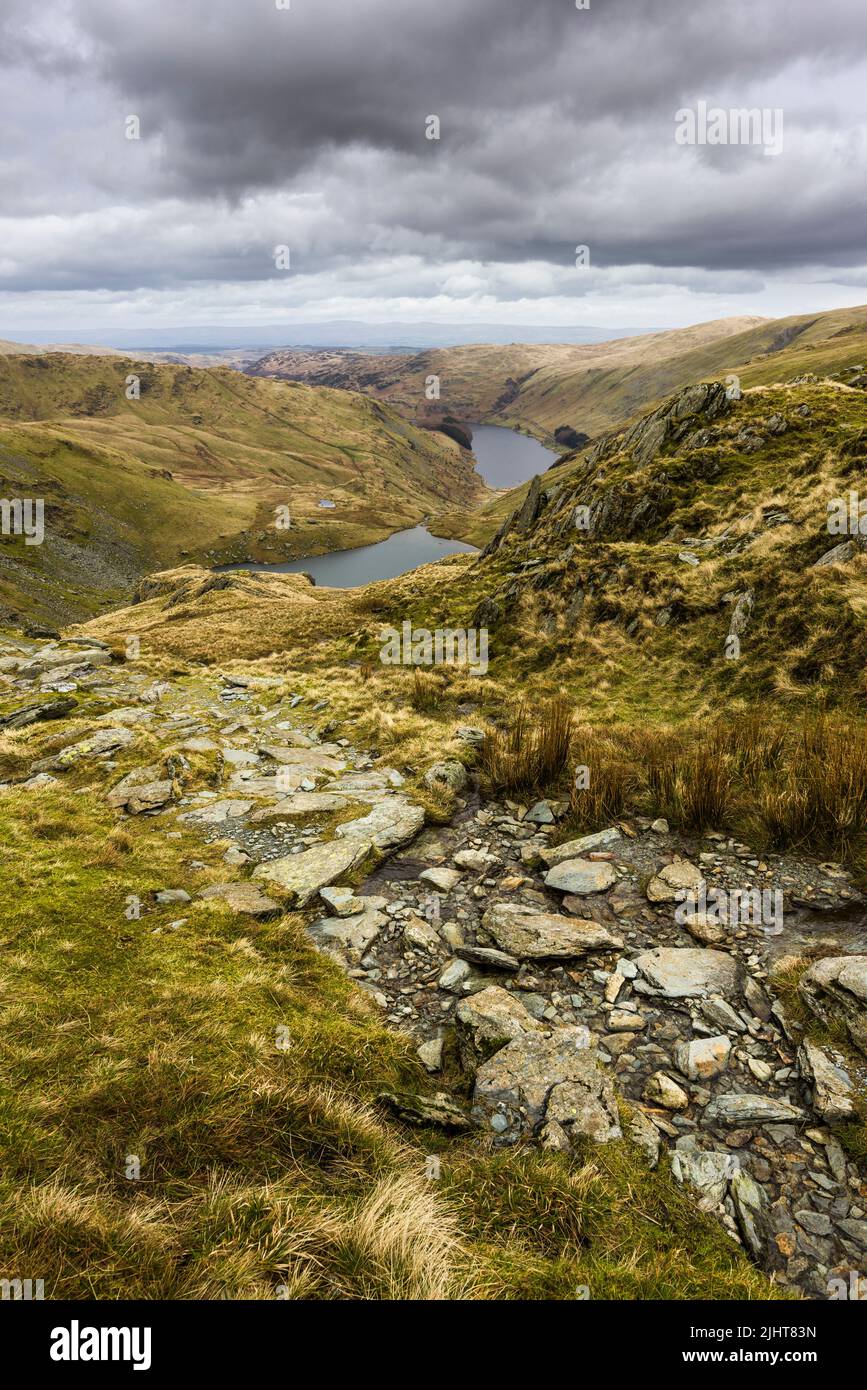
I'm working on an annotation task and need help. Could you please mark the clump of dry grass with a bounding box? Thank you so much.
[485,697,867,868]
[480,698,573,796]
[409,668,447,712]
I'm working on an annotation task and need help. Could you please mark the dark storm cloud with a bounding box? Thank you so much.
[0,0,865,307]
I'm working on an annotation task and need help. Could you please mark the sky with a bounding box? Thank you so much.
[1,0,866,341]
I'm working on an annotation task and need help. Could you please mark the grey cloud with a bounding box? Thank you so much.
[0,0,865,309]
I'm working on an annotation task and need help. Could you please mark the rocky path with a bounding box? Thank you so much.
[2,631,867,1299]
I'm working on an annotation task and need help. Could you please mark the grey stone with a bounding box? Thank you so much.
[455,986,545,1068]
[482,902,623,959]
[544,858,617,895]
[702,1093,806,1127]
[253,838,376,906]
[800,955,867,1056]
[798,1039,857,1125]
[199,882,281,918]
[540,829,620,867]
[634,947,741,999]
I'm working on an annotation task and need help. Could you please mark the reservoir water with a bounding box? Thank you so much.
[218,426,557,588]
[219,524,477,588]
[468,423,559,487]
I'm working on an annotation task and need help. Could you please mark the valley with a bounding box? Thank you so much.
[3,307,867,1304]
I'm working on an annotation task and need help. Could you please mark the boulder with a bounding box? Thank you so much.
[423,760,468,793]
[403,916,443,953]
[419,866,463,893]
[633,947,741,1000]
[798,1039,857,1124]
[107,764,174,813]
[308,896,388,961]
[646,859,704,903]
[335,796,424,851]
[731,1169,769,1259]
[379,1091,471,1130]
[38,727,134,770]
[473,1027,618,1143]
[455,986,544,1069]
[253,838,376,906]
[319,885,365,917]
[453,848,499,872]
[643,1071,689,1110]
[625,1107,661,1168]
[544,858,617,895]
[671,1149,737,1210]
[0,697,76,730]
[674,1035,731,1081]
[455,943,520,973]
[702,1093,805,1127]
[482,902,623,959]
[540,828,620,867]
[799,955,867,1055]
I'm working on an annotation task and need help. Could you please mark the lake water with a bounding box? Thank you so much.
[218,426,555,588]
[469,423,559,487]
[219,524,477,588]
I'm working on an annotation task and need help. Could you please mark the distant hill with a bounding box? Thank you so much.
[0,354,483,625]
[247,315,769,444]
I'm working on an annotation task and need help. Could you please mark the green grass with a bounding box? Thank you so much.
[0,776,782,1299]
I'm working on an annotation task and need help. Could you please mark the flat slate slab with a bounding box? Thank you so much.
[335,796,424,850]
[540,828,621,868]
[544,858,617,895]
[199,882,281,918]
[633,946,741,999]
[252,838,376,906]
[482,902,623,959]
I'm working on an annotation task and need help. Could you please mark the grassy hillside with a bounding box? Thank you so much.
[249,316,768,444]
[10,353,867,1302]
[79,370,867,766]
[0,355,484,626]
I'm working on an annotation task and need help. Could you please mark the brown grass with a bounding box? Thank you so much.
[480,698,573,797]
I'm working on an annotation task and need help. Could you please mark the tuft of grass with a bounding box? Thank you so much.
[480,698,573,796]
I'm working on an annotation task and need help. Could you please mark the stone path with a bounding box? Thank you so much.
[2,631,867,1299]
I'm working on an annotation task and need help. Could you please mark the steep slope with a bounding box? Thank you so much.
[0,355,484,626]
[446,371,867,719]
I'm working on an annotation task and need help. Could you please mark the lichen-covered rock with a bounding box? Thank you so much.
[335,796,424,850]
[799,955,867,1055]
[253,838,376,906]
[633,947,741,999]
[473,1026,618,1145]
[646,859,704,903]
[798,1038,857,1124]
[199,882,280,918]
[702,1093,805,1127]
[544,858,617,895]
[482,902,622,959]
[423,760,468,793]
[455,986,544,1069]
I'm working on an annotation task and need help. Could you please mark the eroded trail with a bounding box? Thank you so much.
[2,630,866,1300]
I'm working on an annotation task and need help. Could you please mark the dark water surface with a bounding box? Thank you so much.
[468,423,559,487]
[218,525,477,589]
[217,427,555,588]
